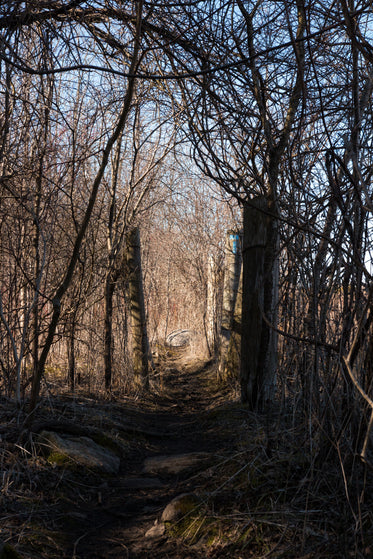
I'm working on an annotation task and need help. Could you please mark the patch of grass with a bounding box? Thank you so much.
[46,451,72,468]
[44,365,64,379]
[20,524,69,559]
[90,431,124,455]
[165,515,206,542]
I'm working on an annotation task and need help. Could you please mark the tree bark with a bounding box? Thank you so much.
[217,230,241,379]
[27,0,144,415]
[240,197,278,409]
[126,227,149,389]
[222,265,242,380]
[67,317,76,391]
[205,255,220,357]
[104,272,118,390]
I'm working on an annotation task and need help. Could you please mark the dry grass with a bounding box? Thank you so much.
[0,359,373,558]
[158,387,373,558]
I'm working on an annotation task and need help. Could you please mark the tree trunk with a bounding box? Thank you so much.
[240,197,278,409]
[303,196,337,415]
[67,317,76,391]
[205,255,220,357]
[218,230,241,380]
[104,274,115,390]
[126,227,149,389]
[222,265,242,380]
[27,0,144,416]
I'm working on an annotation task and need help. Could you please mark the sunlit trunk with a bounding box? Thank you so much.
[218,230,241,380]
[126,227,149,389]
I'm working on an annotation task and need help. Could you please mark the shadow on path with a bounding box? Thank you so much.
[73,357,239,559]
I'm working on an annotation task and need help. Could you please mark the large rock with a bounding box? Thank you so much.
[165,330,194,348]
[161,493,200,522]
[145,494,201,540]
[143,452,211,475]
[38,431,120,474]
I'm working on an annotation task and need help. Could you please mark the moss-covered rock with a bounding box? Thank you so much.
[38,430,120,474]
[161,493,200,523]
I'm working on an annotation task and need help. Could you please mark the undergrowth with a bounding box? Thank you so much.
[0,358,372,558]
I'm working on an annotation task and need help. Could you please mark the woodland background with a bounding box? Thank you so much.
[1,1,373,553]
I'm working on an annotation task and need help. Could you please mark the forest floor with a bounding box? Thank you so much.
[1,351,373,558]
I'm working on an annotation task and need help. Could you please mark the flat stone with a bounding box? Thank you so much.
[145,520,166,539]
[38,431,120,474]
[143,452,211,475]
[165,329,194,348]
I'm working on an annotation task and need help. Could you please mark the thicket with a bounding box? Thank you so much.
[1,0,373,548]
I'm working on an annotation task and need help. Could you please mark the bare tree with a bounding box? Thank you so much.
[103,95,177,389]
[164,0,306,409]
[26,0,146,414]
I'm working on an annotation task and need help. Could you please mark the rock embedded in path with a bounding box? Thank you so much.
[38,430,120,474]
[142,452,211,476]
[165,329,194,348]
[145,520,166,539]
[161,493,200,523]
[145,494,201,540]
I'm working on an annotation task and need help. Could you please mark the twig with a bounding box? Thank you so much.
[342,356,373,460]
[72,521,111,559]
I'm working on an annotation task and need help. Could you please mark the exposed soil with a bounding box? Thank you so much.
[1,353,373,558]
[1,355,244,559]
[70,357,238,559]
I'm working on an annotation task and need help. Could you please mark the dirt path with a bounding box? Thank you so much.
[69,358,237,559]
[3,355,368,558]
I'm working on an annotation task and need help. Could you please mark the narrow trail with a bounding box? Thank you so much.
[5,352,361,557]
[73,357,238,559]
